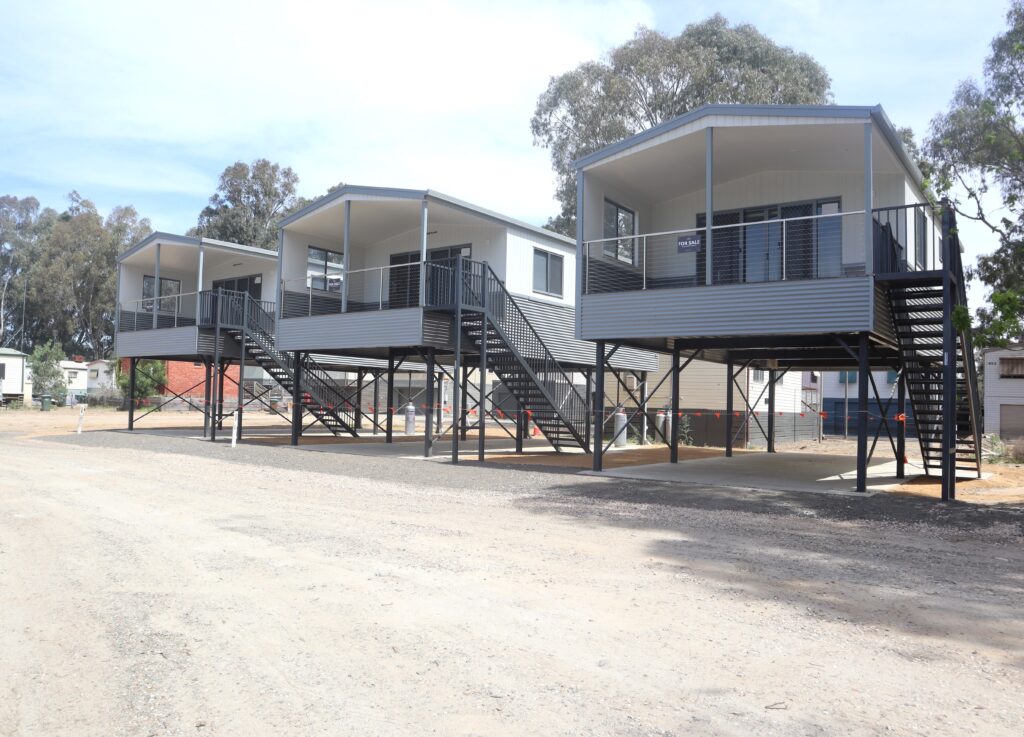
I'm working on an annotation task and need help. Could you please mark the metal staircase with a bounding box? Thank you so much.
[438,258,590,452]
[207,290,359,437]
[879,206,982,480]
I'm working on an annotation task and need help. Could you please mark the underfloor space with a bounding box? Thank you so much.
[587,451,975,496]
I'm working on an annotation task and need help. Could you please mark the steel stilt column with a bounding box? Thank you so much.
[593,341,605,472]
[725,355,734,457]
[897,369,906,479]
[515,398,525,454]
[425,348,435,458]
[856,333,870,493]
[291,351,303,446]
[202,358,212,438]
[639,370,649,445]
[127,358,137,430]
[767,369,777,453]
[386,351,395,443]
[217,361,227,430]
[670,346,680,463]
[478,283,488,463]
[355,370,364,430]
[460,365,469,441]
[452,256,463,463]
[941,206,957,501]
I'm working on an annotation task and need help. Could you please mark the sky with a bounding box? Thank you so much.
[0,0,1011,297]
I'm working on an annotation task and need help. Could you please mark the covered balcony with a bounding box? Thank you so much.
[576,105,939,348]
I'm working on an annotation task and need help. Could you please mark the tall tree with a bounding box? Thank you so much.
[190,159,303,249]
[927,1,1024,346]
[1,192,150,358]
[531,15,833,234]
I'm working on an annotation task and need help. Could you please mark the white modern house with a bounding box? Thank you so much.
[574,103,981,498]
[982,345,1024,440]
[0,347,32,402]
[115,232,418,439]
[275,184,657,459]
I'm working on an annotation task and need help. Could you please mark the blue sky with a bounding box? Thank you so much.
[0,0,1010,287]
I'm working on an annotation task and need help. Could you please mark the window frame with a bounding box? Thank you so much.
[532,248,564,298]
[603,199,637,265]
[999,357,1024,378]
[142,275,182,312]
[307,245,345,293]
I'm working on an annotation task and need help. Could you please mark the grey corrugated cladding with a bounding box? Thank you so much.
[580,277,876,341]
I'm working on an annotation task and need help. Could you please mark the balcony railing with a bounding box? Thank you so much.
[117,289,277,332]
[117,292,199,332]
[280,261,460,318]
[582,204,941,296]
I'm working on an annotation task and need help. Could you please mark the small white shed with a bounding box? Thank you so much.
[0,347,33,401]
[982,345,1024,440]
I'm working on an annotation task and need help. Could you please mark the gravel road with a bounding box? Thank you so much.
[1,427,1022,736]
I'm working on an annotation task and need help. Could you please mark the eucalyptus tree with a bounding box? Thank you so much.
[531,15,833,235]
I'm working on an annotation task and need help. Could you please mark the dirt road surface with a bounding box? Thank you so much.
[1,419,1022,736]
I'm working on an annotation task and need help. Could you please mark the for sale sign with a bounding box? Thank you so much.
[677,234,701,253]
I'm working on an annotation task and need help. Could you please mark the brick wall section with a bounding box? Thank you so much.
[118,359,239,400]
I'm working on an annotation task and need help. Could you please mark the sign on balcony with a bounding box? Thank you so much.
[677,234,701,253]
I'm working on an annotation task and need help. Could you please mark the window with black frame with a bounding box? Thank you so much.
[307,246,344,292]
[533,249,564,297]
[603,199,636,264]
[142,276,181,312]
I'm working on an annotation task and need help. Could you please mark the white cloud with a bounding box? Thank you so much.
[0,0,655,227]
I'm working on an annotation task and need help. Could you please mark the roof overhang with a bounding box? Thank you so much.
[280,184,573,249]
[118,232,277,264]
[573,104,924,193]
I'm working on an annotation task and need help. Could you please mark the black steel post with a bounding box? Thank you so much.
[425,348,435,458]
[127,357,137,430]
[355,370,364,430]
[593,341,605,472]
[584,367,592,451]
[217,361,227,430]
[452,256,463,463]
[941,204,957,501]
[639,370,649,445]
[202,358,212,438]
[291,351,302,446]
[211,288,222,437]
[767,368,776,453]
[460,365,469,441]
[386,352,395,443]
[856,332,870,493]
[436,374,443,436]
[725,356,734,457]
[478,278,488,463]
[237,299,247,441]
[515,398,525,453]
[897,369,907,479]
[372,371,380,436]
[670,346,681,463]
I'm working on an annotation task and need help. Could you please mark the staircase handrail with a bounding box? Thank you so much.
[240,294,358,432]
[945,205,984,476]
[454,257,589,449]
